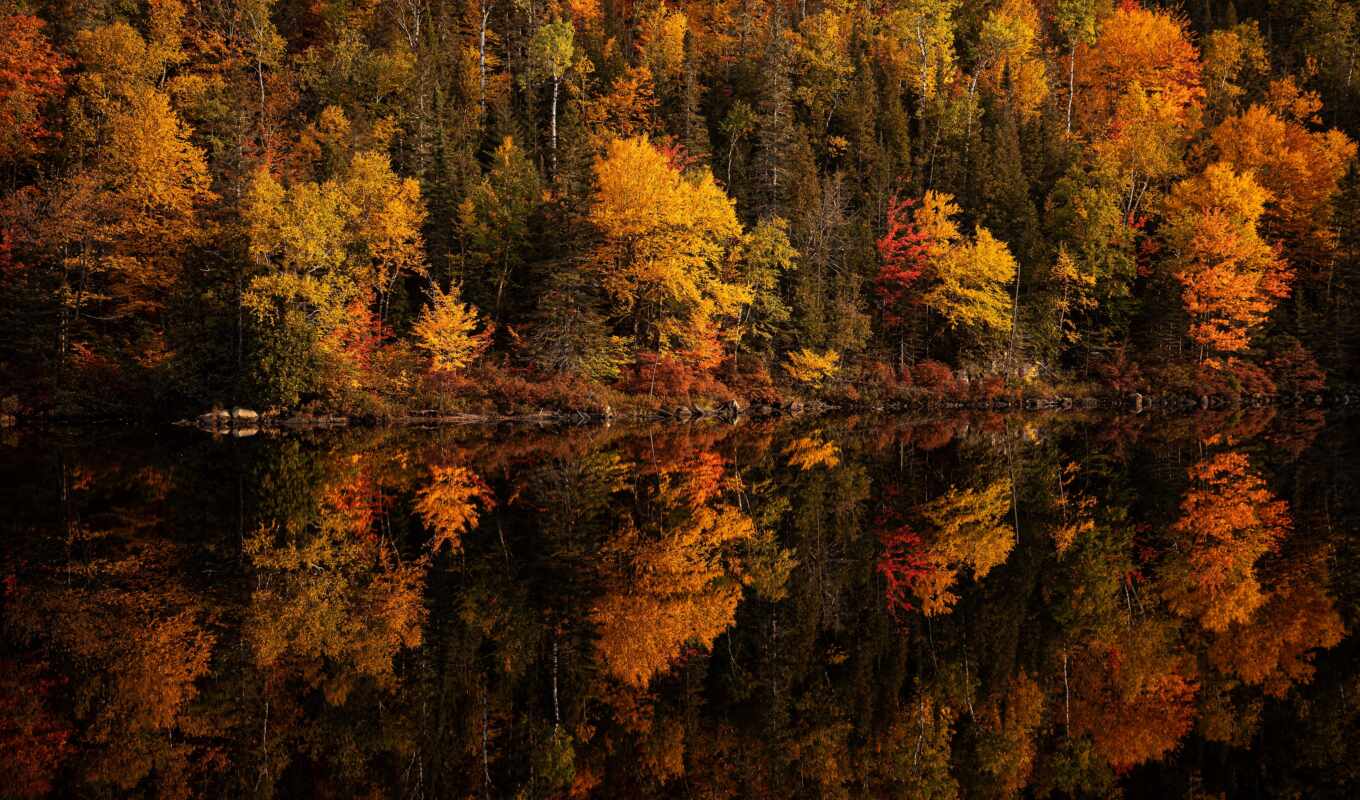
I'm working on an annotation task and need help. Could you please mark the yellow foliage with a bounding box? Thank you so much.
[783,347,840,386]
[416,465,494,554]
[1162,162,1289,353]
[636,3,688,84]
[783,435,841,471]
[590,136,746,352]
[342,150,429,289]
[913,192,1017,337]
[412,284,489,374]
[1211,99,1357,269]
[911,479,1016,616]
[876,0,959,105]
[976,0,1049,118]
[592,476,756,687]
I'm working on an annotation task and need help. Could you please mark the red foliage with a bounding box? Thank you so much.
[976,375,1007,401]
[867,359,906,390]
[874,195,931,329]
[625,350,729,399]
[333,298,391,376]
[657,137,701,172]
[0,14,69,162]
[875,484,929,620]
[0,660,72,799]
[878,525,929,619]
[910,360,958,395]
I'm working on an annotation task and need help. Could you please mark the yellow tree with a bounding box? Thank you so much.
[341,150,429,321]
[242,143,434,404]
[590,136,747,362]
[875,0,959,121]
[973,0,1049,120]
[789,7,854,131]
[908,478,1015,616]
[591,448,756,687]
[412,284,490,375]
[416,464,494,554]
[913,191,1017,341]
[44,27,213,365]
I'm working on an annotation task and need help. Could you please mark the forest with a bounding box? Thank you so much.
[2,0,1360,418]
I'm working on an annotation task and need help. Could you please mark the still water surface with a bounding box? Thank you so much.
[2,411,1358,798]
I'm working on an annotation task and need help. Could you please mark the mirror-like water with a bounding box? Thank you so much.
[3,411,1358,798]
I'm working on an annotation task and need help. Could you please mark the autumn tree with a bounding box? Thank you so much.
[913,191,1018,346]
[1210,82,1357,275]
[972,0,1049,120]
[412,283,490,375]
[1162,162,1290,356]
[0,14,68,163]
[1055,0,1100,133]
[589,135,746,373]
[527,19,575,173]
[39,18,214,384]
[1076,2,1203,222]
[242,145,433,404]
[875,195,930,367]
[1161,450,1291,632]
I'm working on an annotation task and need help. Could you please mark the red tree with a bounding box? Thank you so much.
[875,195,931,369]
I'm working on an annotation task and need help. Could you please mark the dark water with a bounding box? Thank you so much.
[3,411,1359,799]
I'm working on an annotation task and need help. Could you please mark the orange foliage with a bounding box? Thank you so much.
[1075,4,1202,136]
[0,15,68,162]
[1071,621,1198,771]
[1163,163,1291,353]
[591,447,755,687]
[416,464,494,554]
[1210,577,1343,696]
[1211,88,1357,273]
[1162,451,1291,631]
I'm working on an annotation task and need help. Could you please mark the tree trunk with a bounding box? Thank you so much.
[479,5,491,114]
[550,77,560,175]
[1066,47,1076,135]
[1008,263,1021,378]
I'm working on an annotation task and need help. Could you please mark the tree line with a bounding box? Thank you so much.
[2,0,1360,415]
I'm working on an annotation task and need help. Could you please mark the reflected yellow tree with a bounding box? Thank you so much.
[244,452,428,705]
[415,463,494,554]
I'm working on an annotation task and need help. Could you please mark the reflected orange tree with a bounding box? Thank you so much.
[591,445,757,688]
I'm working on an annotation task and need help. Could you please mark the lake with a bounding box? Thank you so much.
[2,410,1357,798]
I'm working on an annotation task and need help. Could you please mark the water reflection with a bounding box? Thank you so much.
[2,412,1358,797]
